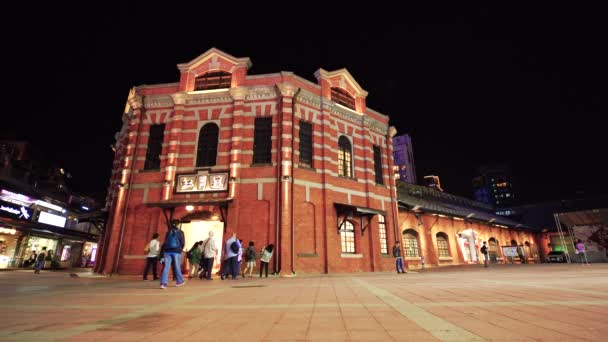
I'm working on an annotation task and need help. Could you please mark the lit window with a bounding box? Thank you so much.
[378,215,388,254]
[402,229,419,257]
[338,136,352,178]
[436,233,450,257]
[340,221,355,253]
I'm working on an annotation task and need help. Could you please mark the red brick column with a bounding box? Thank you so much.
[228,87,248,231]
[276,83,298,275]
[102,95,143,275]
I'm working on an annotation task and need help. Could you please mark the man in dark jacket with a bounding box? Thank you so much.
[393,241,406,274]
[160,220,186,289]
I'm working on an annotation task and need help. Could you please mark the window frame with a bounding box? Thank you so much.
[378,215,388,254]
[143,124,165,170]
[298,120,313,168]
[253,117,272,165]
[331,87,356,110]
[436,232,450,257]
[340,220,355,254]
[373,145,383,185]
[196,123,219,167]
[402,229,420,257]
[338,135,352,178]
[194,71,232,91]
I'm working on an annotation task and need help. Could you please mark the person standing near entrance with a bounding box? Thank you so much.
[259,244,274,278]
[575,239,590,265]
[143,233,160,280]
[223,232,240,280]
[34,247,46,274]
[393,241,406,274]
[480,241,489,268]
[200,231,218,280]
[243,241,257,278]
[160,220,186,289]
[187,241,202,279]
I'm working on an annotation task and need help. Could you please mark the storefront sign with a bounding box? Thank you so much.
[502,246,519,257]
[175,171,229,193]
[37,211,67,228]
[0,199,32,221]
[0,189,36,206]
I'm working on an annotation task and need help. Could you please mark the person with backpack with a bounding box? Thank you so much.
[243,241,257,278]
[34,247,47,274]
[393,241,406,274]
[480,241,489,268]
[222,232,240,280]
[160,220,186,289]
[187,241,202,279]
[259,244,274,278]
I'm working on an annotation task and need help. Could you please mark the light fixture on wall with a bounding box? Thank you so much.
[185,205,194,212]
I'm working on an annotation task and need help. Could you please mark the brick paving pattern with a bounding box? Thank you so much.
[0,264,607,341]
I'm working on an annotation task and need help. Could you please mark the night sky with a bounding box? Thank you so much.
[4,4,607,204]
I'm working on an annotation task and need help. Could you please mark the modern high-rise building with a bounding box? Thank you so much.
[473,164,516,208]
[392,134,417,184]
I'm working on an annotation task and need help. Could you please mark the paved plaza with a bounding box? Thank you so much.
[0,264,607,341]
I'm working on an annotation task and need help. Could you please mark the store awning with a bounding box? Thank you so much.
[0,217,99,242]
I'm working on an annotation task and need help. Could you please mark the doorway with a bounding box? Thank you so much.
[180,220,224,274]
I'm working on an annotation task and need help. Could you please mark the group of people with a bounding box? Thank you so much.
[24,247,48,273]
[143,220,275,289]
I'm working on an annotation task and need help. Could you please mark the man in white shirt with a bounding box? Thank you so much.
[143,233,160,280]
[200,231,218,280]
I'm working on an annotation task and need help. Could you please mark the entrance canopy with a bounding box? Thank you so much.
[145,198,233,231]
[555,208,608,227]
[0,216,99,242]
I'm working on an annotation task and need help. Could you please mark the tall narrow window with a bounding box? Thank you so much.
[488,238,498,262]
[402,229,420,257]
[436,232,450,257]
[340,221,355,253]
[338,136,352,177]
[253,117,272,164]
[378,215,388,254]
[373,145,383,184]
[331,87,355,110]
[194,71,231,91]
[144,124,165,170]
[299,121,313,167]
[196,123,219,167]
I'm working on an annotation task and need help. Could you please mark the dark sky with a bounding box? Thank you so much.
[3,3,607,204]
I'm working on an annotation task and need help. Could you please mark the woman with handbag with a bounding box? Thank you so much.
[143,233,160,280]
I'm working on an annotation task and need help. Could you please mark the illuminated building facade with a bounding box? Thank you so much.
[97,48,401,275]
[392,134,417,184]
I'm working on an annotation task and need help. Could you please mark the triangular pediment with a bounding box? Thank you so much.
[314,68,368,98]
[177,48,252,72]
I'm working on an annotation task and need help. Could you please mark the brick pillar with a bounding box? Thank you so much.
[320,100,334,274]
[102,94,143,275]
[163,92,187,202]
[360,124,376,271]
[228,87,248,232]
[276,83,298,275]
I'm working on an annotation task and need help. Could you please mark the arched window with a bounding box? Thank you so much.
[340,221,355,253]
[488,238,498,261]
[436,232,450,257]
[338,136,352,178]
[194,71,231,91]
[402,229,419,257]
[331,87,355,110]
[196,123,219,167]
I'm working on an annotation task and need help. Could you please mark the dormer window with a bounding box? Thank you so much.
[194,71,231,91]
[331,87,355,110]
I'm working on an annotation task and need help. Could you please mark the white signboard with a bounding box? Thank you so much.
[502,246,519,257]
[38,211,67,228]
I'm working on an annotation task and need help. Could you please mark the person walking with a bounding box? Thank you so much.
[243,241,257,278]
[34,247,47,274]
[187,241,202,279]
[480,242,489,268]
[200,231,218,280]
[393,241,406,274]
[575,239,590,265]
[143,233,160,280]
[160,220,186,289]
[259,244,274,278]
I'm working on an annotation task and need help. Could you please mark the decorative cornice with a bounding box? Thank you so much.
[177,48,252,72]
[186,92,233,105]
[229,87,249,101]
[331,103,363,124]
[362,117,388,135]
[314,68,368,97]
[170,92,187,105]
[276,82,299,97]
[143,95,174,109]
[295,89,321,109]
[245,86,278,101]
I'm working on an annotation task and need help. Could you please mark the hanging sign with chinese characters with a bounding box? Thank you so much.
[175,171,229,193]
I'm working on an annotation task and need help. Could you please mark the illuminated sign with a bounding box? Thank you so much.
[0,200,33,221]
[35,200,65,213]
[175,171,229,193]
[0,189,36,206]
[37,211,67,228]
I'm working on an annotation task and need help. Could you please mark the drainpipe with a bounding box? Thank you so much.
[290,88,300,275]
[112,95,144,274]
[275,91,283,275]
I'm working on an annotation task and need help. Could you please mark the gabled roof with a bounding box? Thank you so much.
[314,68,368,97]
[397,182,536,231]
[177,48,252,72]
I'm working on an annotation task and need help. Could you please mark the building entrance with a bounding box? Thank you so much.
[180,220,224,274]
[458,229,479,263]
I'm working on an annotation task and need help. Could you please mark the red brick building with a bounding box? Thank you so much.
[396,182,541,268]
[95,48,401,275]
